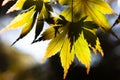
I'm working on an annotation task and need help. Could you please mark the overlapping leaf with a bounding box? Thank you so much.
[41,26,67,62]
[0,0,114,79]
[6,0,44,13]
[0,5,36,33]
[75,32,91,74]
[39,16,103,78]
[61,0,115,31]
[0,5,36,45]
[6,0,26,13]
[60,38,74,79]
[33,14,67,43]
[0,0,52,45]
[33,2,53,41]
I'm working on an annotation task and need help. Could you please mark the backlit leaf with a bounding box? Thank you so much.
[0,5,36,34]
[0,5,36,45]
[34,19,44,41]
[62,7,81,22]
[40,16,104,78]
[33,2,53,41]
[39,26,56,41]
[22,0,43,11]
[6,0,44,13]
[95,38,104,56]
[59,0,72,5]
[33,1,44,41]
[90,0,115,14]
[0,1,112,79]
[44,0,50,3]
[41,27,67,62]
[83,28,97,48]
[38,2,51,21]
[12,12,37,45]
[60,38,74,79]
[7,0,26,13]
[83,21,103,55]
[75,32,91,73]
[85,5,110,31]
[61,0,115,31]
[84,21,99,29]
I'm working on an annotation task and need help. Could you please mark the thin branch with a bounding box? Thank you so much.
[72,0,73,22]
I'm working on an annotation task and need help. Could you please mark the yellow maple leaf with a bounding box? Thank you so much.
[0,5,36,34]
[62,0,115,31]
[75,32,91,74]
[7,0,26,13]
[41,24,69,62]
[41,18,103,78]
[60,38,74,79]
[0,5,36,45]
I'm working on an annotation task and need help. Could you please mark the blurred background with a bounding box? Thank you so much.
[0,0,120,80]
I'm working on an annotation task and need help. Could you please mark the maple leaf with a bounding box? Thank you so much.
[6,0,44,13]
[0,0,48,45]
[61,0,115,31]
[0,5,36,45]
[60,37,74,78]
[37,16,103,79]
[6,0,26,13]
[33,2,53,42]
[75,32,91,74]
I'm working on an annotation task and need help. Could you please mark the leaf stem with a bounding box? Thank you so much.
[72,0,73,22]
